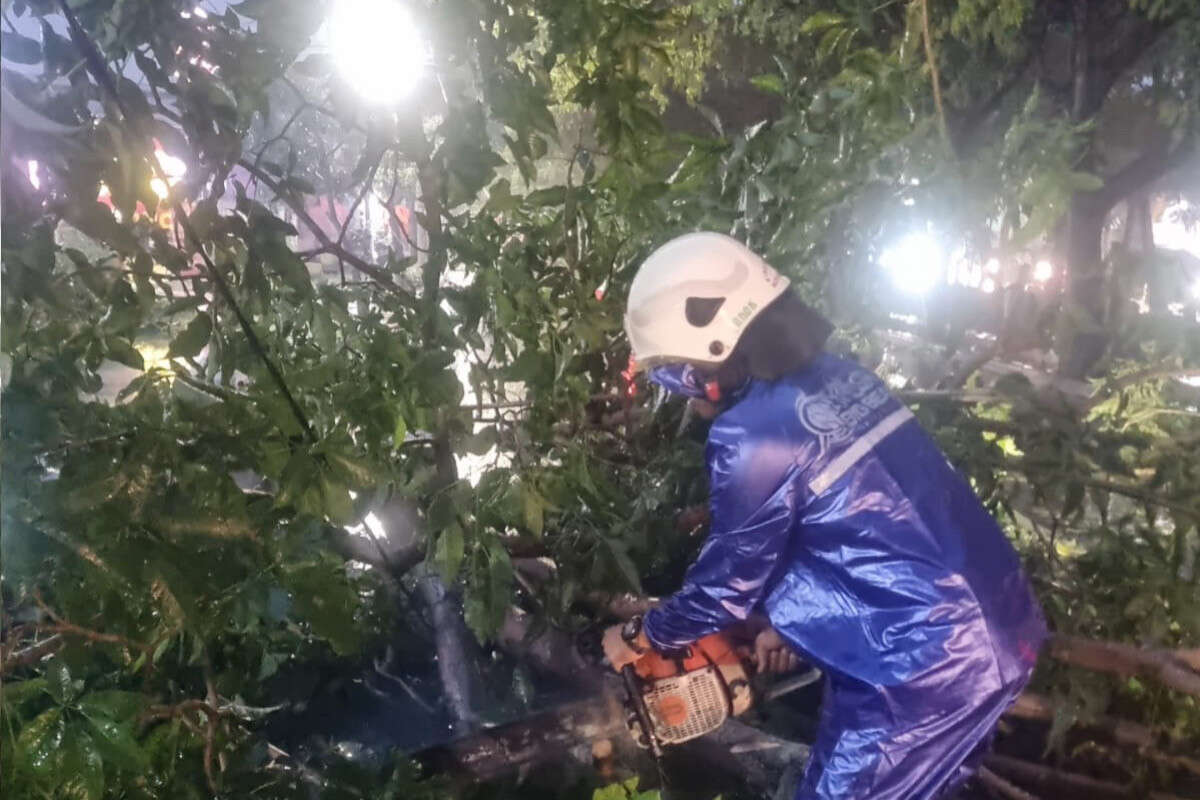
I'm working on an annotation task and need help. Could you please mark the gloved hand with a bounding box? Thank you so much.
[753,627,801,674]
[602,623,649,671]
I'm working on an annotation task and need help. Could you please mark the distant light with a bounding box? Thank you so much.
[27,159,40,189]
[330,0,426,105]
[151,147,187,199]
[362,512,387,540]
[880,232,944,295]
[982,277,996,294]
[1033,260,1053,282]
[985,258,1000,275]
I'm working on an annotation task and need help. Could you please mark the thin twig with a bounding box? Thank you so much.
[918,0,952,154]
[34,590,154,656]
[0,635,64,675]
[237,158,415,302]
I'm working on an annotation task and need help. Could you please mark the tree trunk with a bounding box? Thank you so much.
[1060,196,1109,379]
[417,568,481,735]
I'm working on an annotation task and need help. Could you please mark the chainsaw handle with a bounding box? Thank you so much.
[621,665,663,758]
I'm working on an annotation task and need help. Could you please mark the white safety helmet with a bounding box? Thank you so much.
[624,232,790,371]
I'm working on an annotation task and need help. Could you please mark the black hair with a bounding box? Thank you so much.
[713,289,833,390]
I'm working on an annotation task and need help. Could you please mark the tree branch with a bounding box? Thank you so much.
[235,158,416,304]
[984,754,1191,800]
[33,590,157,659]
[1006,692,1200,777]
[0,635,64,675]
[1085,366,1200,411]
[978,766,1042,800]
[1047,634,1200,697]
[1091,140,1198,215]
[918,0,951,153]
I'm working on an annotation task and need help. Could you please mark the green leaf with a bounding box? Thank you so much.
[44,658,79,705]
[187,199,219,239]
[594,777,646,800]
[605,538,642,594]
[313,305,336,353]
[82,714,146,771]
[78,690,147,721]
[59,727,104,800]
[282,560,362,655]
[327,452,375,486]
[521,482,545,538]
[168,314,212,359]
[2,32,42,64]
[105,337,144,370]
[393,412,408,447]
[799,12,844,33]
[261,236,313,295]
[320,475,354,524]
[2,678,50,711]
[434,521,465,582]
[749,74,785,95]
[464,538,514,641]
[17,707,65,778]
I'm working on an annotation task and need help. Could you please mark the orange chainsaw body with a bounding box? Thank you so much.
[625,632,752,746]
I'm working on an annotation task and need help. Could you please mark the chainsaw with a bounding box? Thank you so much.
[618,620,757,757]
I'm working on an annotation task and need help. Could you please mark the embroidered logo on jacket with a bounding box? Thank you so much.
[795,369,891,449]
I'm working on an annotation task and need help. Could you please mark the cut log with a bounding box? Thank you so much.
[978,766,1041,800]
[1047,635,1200,697]
[437,696,628,780]
[984,754,1193,800]
[1004,692,1200,777]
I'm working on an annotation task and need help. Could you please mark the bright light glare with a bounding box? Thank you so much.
[880,232,944,295]
[150,148,187,199]
[27,159,40,189]
[330,0,425,105]
[1033,259,1053,282]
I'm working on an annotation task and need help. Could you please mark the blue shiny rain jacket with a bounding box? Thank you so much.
[643,355,1046,800]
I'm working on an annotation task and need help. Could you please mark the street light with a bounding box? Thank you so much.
[329,0,426,105]
[1033,259,1053,283]
[880,232,944,296]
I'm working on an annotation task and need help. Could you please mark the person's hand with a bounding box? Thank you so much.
[753,627,801,674]
[602,624,648,671]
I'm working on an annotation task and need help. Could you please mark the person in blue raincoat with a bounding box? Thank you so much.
[602,233,1047,799]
